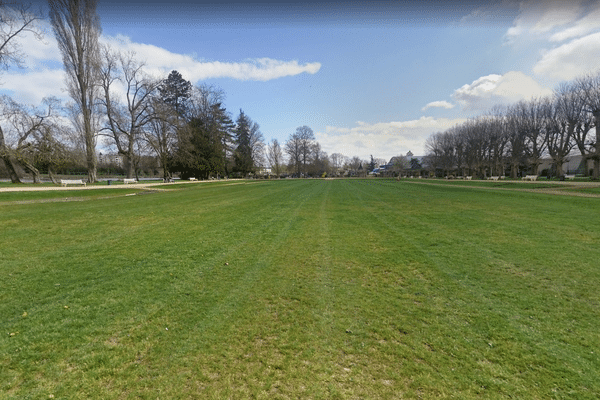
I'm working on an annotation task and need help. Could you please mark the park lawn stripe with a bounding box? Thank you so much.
[1,179,600,399]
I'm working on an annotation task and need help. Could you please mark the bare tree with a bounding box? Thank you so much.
[144,98,177,181]
[425,131,456,177]
[249,121,265,172]
[0,2,44,182]
[567,81,595,176]
[0,2,43,71]
[284,131,302,176]
[309,141,328,177]
[49,0,102,183]
[546,84,580,177]
[266,138,284,177]
[329,152,346,176]
[505,104,530,178]
[0,95,63,183]
[98,48,159,178]
[346,155,362,176]
[577,72,600,179]
[296,125,315,176]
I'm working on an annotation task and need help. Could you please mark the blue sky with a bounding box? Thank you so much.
[4,0,600,161]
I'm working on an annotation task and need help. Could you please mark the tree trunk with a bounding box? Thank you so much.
[555,160,564,177]
[591,112,600,180]
[123,154,134,179]
[511,162,519,179]
[20,159,41,183]
[86,135,97,183]
[83,107,97,183]
[0,126,22,183]
[48,166,59,184]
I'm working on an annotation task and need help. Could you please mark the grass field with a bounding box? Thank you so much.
[1,179,600,399]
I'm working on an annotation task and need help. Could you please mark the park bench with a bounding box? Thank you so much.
[189,177,197,181]
[523,175,538,181]
[489,176,500,181]
[565,174,576,180]
[60,179,86,187]
[465,176,472,180]
[123,178,137,184]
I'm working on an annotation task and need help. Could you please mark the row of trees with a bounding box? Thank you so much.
[424,74,600,179]
[1,1,407,182]
[1,0,267,183]
[267,127,397,178]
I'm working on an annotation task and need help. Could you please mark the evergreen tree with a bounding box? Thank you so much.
[174,102,234,179]
[159,70,192,118]
[369,155,376,171]
[233,110,254,176]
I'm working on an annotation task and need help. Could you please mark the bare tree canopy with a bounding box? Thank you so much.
[266,138,284,177]
[0,95,64,183]
[48,0,101,182]
[0,2,45,182]
[98,47,160,178]
[0,2,43,72]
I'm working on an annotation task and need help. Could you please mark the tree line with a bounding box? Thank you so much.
[424,75,600,180]
[1,0,395,183]
[0,0,273,183]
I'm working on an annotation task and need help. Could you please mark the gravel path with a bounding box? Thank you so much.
[404,179,600,198]
[0,180,198,193]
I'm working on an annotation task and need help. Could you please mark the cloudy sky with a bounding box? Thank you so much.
[3,0,600,160]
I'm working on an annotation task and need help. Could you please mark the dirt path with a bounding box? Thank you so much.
[0,180,202,193]
[403,179,600,198]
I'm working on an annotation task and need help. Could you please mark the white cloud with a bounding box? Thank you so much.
[421,101,454,111]
[1,32,321,105]
[505,0,584,43]
[102,34,321,82]
[533,32,600,80]
[452,71,553,111]
[316,117,467,160]
[549,4,600,42]
[1,69,66,105]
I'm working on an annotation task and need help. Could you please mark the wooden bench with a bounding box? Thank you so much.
[465,176,472,180]
[123,178,137,184]
[189,177,197,181]
[60,179,86,187]
[523,175,538,181]
[489,176,500,181]
[565,174,576,180]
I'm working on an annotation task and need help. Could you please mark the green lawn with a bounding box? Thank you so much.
[0,188,144,203]
[1,179,599,399]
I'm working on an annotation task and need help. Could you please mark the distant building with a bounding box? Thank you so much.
[537,155,593,176]
[98,153,123,167]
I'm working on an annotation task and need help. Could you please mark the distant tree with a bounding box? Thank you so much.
[390,155,408,175]
[410,158,421,170]
[309,142,328,176]
[296,125,315,176]
[368,155,376,172]
[266,138,284,177]
[329,152,346,176]
[49,0,102,183]
[348,155,361,175]
[284,131,302,176]
[249,120,265,171]
[232,110,254,176]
